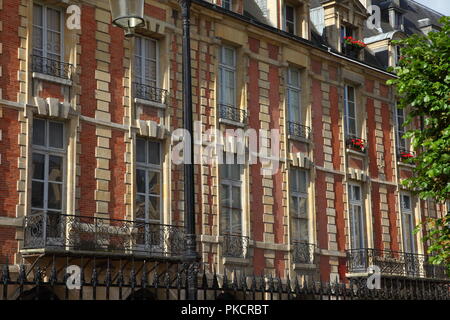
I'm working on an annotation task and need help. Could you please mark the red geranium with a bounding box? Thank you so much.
[343,36,367,48]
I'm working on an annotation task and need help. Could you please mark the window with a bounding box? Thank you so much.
[220,153,242,235]
[222,0,232,10]
[284,4,296,34]
[31,118,65,239]
[134,37,159,88]
[287,67,301,124]
[218,46,236,107]
[344,85,357,137]
[341,25,354,42]
[396,105,408,150]
[394,11,403,29]
[290,168,308,241]
[349,184,365,249]
[135,139,162,225]
[401,193,415,253]
[33,4,63,61]
[394,45,402,66]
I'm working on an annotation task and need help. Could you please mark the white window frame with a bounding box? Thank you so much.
[348,183,365,250]
[400,192,416,253]
[135,138,163,224]
[220,154,243,235]
[344,85,357,137]
[284,4,296,35]
[33,2,64,61]
[287,67,302,124]
[218,46,237,107]
[290,168,309,242]
[134,36,160,87]
[395,104,409,150]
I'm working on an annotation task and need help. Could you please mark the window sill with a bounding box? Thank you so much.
[346,148,367,157]
[134,98,166,109]
[288,134,311,144]
[219,118,246,128]
[32,72,72,86]
[397,161,415,168]
[222,256,250,266]
[293,263,316,270]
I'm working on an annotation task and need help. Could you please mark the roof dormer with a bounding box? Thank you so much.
[388,1,405,31]
[215,0,244,15]
[418,18,441,35]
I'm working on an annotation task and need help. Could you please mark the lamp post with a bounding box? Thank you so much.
[109,0,198,300]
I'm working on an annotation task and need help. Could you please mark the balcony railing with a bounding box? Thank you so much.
[346,135,367,153]
[31,55,73,80]
[398,147,416,162]
[222,233,249,259]
[23,212,185,259]
[219,104,247,124]
[133,82,168,104]
[346,248,448,280]
[292,241,315,264]
[287,121,311,140]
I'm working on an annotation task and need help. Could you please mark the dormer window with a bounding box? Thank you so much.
[284,4,296,34]
[222,0,232,10]
[389,9,404,30]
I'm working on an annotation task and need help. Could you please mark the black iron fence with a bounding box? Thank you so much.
[347,248,449,280]
[219,104,247,124]
[133,82,168,104]
[31,55,73,80]
[287,121,311,140]
[0,256,448,300]
[292,241,315,264]
[23,212,185,259]
[222,234,249,259]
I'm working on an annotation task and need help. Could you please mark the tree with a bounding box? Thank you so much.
[387,16,450,273]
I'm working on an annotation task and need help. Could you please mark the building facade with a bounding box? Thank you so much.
[0,0,448,299]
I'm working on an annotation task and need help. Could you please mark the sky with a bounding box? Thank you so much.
[413,0,450,16]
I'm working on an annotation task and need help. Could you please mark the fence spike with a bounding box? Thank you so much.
[130,266,136,289]
[141,260,148,289]
[1,260,10,284]
[212,268,219,289]
[232,269,238,290]
[251,274,257,291]
[222,270,228,290]
[34,266,42,285]
[18,264,26,284]
[240,270,247,291]
[201,269,208,289]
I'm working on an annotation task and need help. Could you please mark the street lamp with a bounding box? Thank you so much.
[109,0,145,36]
[108,0,198,299]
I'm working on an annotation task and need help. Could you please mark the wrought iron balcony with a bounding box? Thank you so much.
[22,212,185,259]
[219,104,247,124]
[133,82,168,104]
[398,147,416,162]
[346,248,448,280]
[346,135,366,153]
[31,55,73,80]
[292,241,315,264]
[287,121,311,140]
[222,233,249,259]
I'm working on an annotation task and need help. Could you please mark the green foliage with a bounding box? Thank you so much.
[387,17,450,271]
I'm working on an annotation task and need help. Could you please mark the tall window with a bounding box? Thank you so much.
[284,4,296,34]
[344,85,357,137]
[349,184,365,249]
[222,0,232,10]
[396,105,408,150]
[290,168,308,241]
[134,37,159,88]
[400,193,416,253]
[394,45,402,66]
[287,67,301,124]
[135,139,162,225]
[33,4,63,61]
[31,118,65,239]
[218,46,236,107]
[220,153,242,235]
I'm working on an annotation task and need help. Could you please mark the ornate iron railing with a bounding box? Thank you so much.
[287,121,311,140]
[31,55,73,80]
[346,135,366,153]
[397,147,416,161]
[346,248,449,280]
[222,234,249,259]
[292,241,315,264]
[23,212,185,258]
[219,104,247,124]
[133,82,168,104]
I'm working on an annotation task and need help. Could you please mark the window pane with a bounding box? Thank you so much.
[232,186,241,209]
[31,181,44,208]
[221,184,230,207]
[148,141,161,165]
[290,170,298,192]
[49,121,64,149]
[135,194,146,220]
[48,183,62,209]
[48,155,63,182]
[33,119,46,146]
[299,171,307,193]
[32,153,45,180]
[47,8,61,32]
[290,196,299,216]
[231,209,242,234]
[348,118,357,136]
[33,26,43,52]
[288,89,300,122]
[222,47,234,66]
[221,207,231,233]
[136,138,146,163]
[148,196,160,221]
[33,5,43,26]
[288,68,300,87]
[299,197,307,218]
[347,102,356,118]
[136,169,146,193]
[347,86,355,102]
[148,171,160,195]
[299,218,308,241]
[230,164,241,181]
